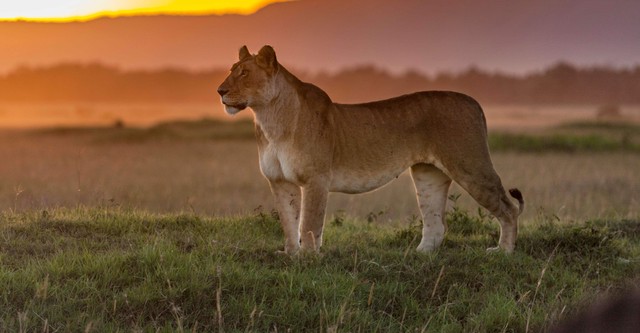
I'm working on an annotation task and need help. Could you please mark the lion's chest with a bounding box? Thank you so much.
[258,143,304,184]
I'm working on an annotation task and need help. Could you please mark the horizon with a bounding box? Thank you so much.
[2,58,639,78]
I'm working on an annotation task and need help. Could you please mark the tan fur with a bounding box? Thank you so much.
[218,45,524,254]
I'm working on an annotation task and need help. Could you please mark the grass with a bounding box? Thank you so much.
[1,207,638,332]
[32,118,256,143]
[2,118,639,330]
[488,133,640,153]
[29,118,640,153]
[558,120,640,132]
[3,123,639,221]
[490,121,640,153]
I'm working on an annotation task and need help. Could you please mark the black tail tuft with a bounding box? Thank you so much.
[508,188,525,215]
[508,188,522,201]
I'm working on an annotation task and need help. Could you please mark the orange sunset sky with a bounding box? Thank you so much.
[1,1,639,76]
[0,0,289,21]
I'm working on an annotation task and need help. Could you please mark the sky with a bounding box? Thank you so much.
[0,0,289,21]
[0,0,638,75]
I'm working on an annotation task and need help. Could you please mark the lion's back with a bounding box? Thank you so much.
[334,90,487,137]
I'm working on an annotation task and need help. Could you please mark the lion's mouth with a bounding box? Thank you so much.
[223,102,247,110]
[223,102,248,115]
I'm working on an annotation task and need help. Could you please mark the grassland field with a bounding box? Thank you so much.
[0,114,639,331]
[1,118,639,221]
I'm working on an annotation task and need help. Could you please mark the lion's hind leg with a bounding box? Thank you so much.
[452,168,522,253]
[410,163,452,252]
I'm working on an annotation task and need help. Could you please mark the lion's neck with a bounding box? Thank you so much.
[251,70,302,142]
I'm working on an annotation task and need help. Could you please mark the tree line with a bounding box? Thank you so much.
[1,62,639,105]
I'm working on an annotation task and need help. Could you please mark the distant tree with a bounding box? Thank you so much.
[1,62,640,105]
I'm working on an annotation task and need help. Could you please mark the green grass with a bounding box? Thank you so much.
[32,118,256,142]
[29,119,640,153]
[490,121,640,153]
[1,208,638,332]
[557,120,640,134]
[488,132,640,153]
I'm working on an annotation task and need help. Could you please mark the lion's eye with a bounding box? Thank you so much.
[239,69,248,77]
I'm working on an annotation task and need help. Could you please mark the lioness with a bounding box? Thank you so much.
[217,45,524,254]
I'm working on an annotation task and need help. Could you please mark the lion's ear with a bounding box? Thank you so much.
[239,45,251,61]
[256,45,278,74]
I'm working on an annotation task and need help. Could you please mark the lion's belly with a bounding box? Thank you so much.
[260,141,426,193]
[329,165,410,194]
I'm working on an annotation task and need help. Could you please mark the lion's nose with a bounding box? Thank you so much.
[217,87,229,97]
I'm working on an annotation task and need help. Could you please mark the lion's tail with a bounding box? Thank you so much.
[508,188,525,216]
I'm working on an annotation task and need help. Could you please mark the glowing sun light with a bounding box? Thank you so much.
[0,0,290,22]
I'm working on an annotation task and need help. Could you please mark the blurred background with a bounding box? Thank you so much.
[1,0,639,222]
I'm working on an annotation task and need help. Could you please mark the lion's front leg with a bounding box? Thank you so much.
[270,180,301,254]
[299,180,329,252]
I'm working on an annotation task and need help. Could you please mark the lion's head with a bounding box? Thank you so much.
[217,45,279,115]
